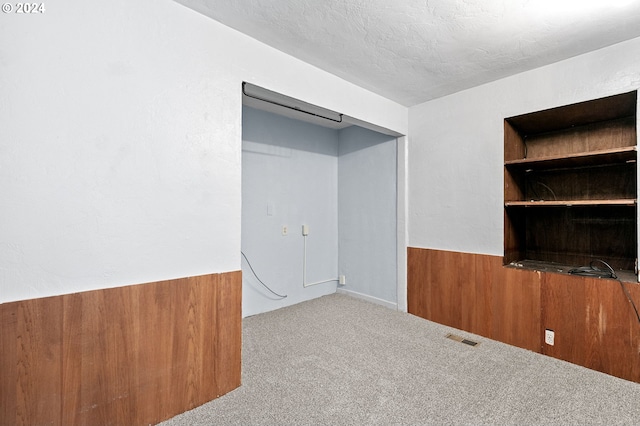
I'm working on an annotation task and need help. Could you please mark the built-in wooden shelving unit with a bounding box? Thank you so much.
[408,91,640,388]
[504,91,638,276]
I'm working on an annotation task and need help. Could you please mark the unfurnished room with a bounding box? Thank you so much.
[2,1,640,425]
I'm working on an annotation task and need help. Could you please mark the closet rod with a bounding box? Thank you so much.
[242,82,343,123]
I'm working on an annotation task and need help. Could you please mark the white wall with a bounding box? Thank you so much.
[0,0,407,304]
[338,127,397,307]
[408,36,640,256]
[242,106,339,317]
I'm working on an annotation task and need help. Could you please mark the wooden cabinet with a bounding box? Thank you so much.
[504,91,638,277]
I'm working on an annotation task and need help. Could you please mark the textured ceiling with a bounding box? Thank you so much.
[177,0,640,106]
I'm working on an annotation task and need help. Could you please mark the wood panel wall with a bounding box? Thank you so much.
[542,273,640,381]
[0,271,242,426]
[408,247,640,382]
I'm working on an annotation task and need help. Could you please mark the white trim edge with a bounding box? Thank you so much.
[336,288,398,310]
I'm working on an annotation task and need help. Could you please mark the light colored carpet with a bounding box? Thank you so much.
[160,293,640,425]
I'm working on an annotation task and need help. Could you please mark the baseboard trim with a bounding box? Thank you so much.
[336,288,398,310]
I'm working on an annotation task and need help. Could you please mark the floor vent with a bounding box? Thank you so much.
[446,333,479,347]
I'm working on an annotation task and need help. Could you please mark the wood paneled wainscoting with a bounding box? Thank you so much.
[0,271,242,426]
[408,247,640,383]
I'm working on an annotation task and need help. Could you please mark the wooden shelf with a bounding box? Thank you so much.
[505,199,637,207]
[504,146,637,171]
[505,258,638,283]
[505,92,638,135]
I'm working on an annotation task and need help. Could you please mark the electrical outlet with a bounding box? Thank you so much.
[339,275,346,285]
[282,226,288,236]
[545,329,555,346]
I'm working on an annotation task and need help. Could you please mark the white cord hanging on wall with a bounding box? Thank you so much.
[301,224,344,288]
